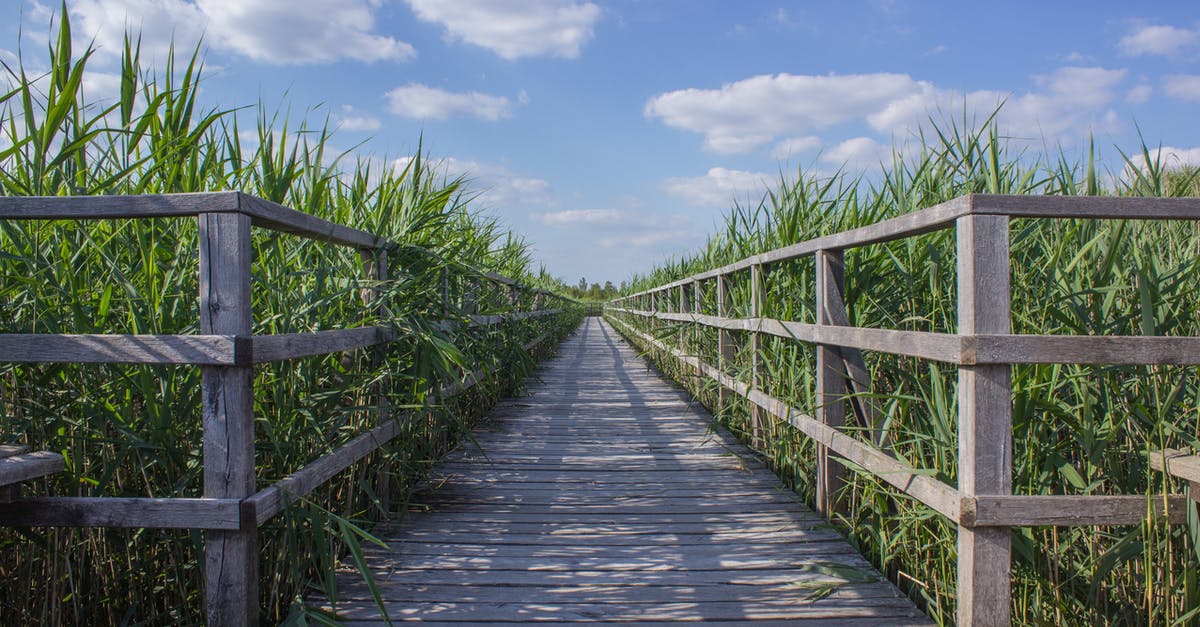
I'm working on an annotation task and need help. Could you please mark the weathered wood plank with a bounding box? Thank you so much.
[964,495,1188,526]
[0,496,243,529]
[0,333,238,365]
[0,445,30,458]
[955,213,1011,627]
[0,451,64,486]
[1149,449,1200,483]
[198,211,258,627]
[316,317,928,624]
[251,327,394,362]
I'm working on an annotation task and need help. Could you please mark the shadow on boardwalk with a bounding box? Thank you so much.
[316,317,931,624]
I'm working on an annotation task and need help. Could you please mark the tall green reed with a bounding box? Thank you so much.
[613,115,1200,625]
[0,8,583,624]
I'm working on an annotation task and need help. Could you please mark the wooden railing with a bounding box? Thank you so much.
[0,192,577,626]
[606,194,1200,627]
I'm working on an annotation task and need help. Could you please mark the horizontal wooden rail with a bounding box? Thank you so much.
[616,194,1200,300]
[0,191,580,626]
[607,314,1191,527]
[611,308,1200,366]
[606,194,1200,627]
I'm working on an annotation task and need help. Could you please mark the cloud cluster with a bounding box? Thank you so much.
[386,84,514,121]
[67,0,415,65]
[396,156,556,209]
[1118,24,1199,57]
[661,167,772,207]
[647,66,1129,155]
[406,0,602,60]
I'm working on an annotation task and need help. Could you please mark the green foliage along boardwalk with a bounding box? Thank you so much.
[317,318,929,624]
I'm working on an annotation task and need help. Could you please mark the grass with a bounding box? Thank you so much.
[0,8,583,624]
[609,115,1200,625]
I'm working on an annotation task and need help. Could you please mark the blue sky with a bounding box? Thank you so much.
[3,1,1200,286]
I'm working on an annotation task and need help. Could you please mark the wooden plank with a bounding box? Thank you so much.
[0,333,239,365]
[0,192,240,220]
[251,327,394,362]
[955,213,1011,627]
[610,308,963,363]
[198,211,258,627]
[715,273,736,413]
[236,193,384,249]
[608,315,961,520]
[0,496,243,529]
[250,418,404,524]
[971,334,1200,365]
[0,445,30,458]
[0,451,64,486]
[1148,449,1200,483]
[971,193,1200,220]
[315,317,926,624]
[964,495,1188,526]
[749,263,764,445]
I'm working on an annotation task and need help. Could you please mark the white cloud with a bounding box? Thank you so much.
[662,167,771,207]
[645,72,925,154]
[599,229,697,250]
[1118,24,1198,57]
[385,84,513,121]
[1164,75,1200,102]
[335,106,382,132]
[822,136,890,172]
[67,0,415,66]
[1128,146,1200,173]
[406,0,601,60]
[1126,84,1152,103]
[770,136,822,160]
[397,156,556,208]
[534,209,623,226]
[648,66,1128,156]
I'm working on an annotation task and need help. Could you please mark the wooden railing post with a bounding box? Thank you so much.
[956,214,1012,627]
[198,212,258,627]
[678,284,691,354]
[715,273,736,414]
[815,249,847,518]
[749,263,765,447]
[361,248,391,518]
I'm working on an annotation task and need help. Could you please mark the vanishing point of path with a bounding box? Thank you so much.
[321,317,931,624]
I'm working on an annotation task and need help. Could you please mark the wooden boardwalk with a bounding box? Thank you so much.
[320,317,930,624]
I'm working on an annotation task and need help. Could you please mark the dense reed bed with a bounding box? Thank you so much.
[610,120,1200,625]
[0,13,582,624]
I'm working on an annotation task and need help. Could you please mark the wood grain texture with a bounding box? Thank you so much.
[0,497,243,529]
[0,451,64,486]
[1149,449,1200,483]
[815,249,847,518]
[964,495,1187,526]
[198,212,259,627]
[955,214,1012,627]
[250,327,393,362]
[0,333,239,365]
[313,318,929,625]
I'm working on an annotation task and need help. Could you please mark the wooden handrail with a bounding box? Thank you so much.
[605,193,1200,627]
[0,191,579,626]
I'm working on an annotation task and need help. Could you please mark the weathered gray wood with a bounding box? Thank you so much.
[955,214,1011,627]
[236,192,384,249]
[964,495,1187,526]
[617,194,1200,302]
[749,263,765,446]
[0,192,241,219]
[250,327,394,362]
[970,334,1200,365]
[317,318,927,624]
[1149,449,1200,483]
[0,496,244,529]
[610,308,963,363]
[0,333,239,365]
[715,273,736,413]
[0,451,64,487]
[608,314,961,521]
[0,445,30,458]
[198,211,258,627]
[816,249,847,518]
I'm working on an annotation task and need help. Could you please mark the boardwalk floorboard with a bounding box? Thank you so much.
[315,317,930,624]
